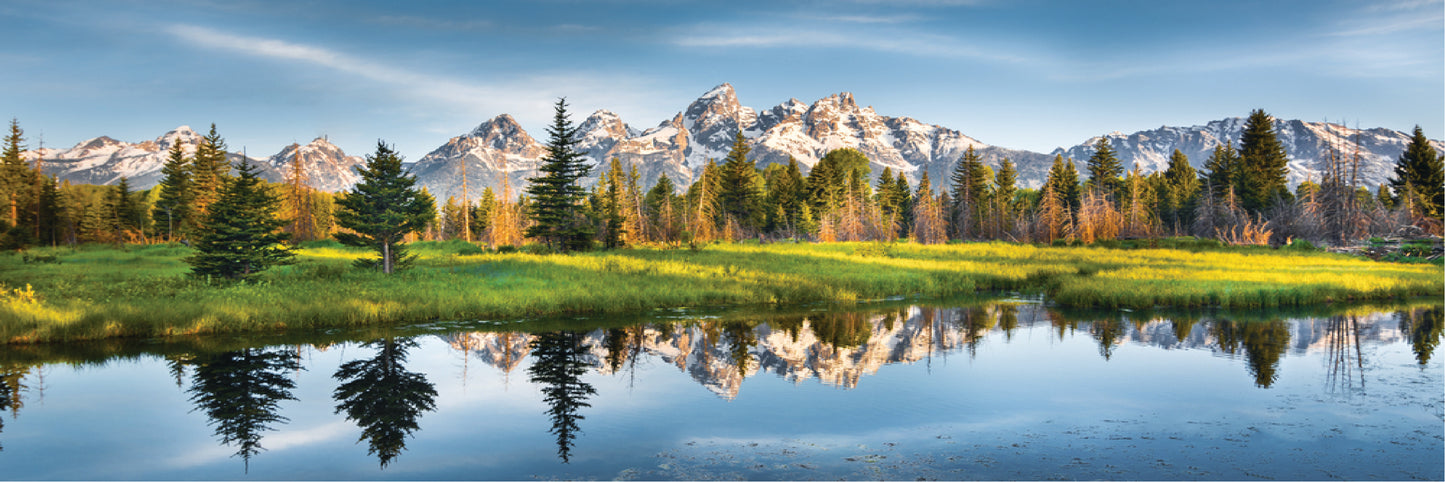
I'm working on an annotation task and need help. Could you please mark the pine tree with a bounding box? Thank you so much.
[1236,109,1292,213]
[525,99,593,252]
[644,174,681,245]
[1376,183,1395,210]
[185,162,293,280]
[154,139,194,242]
[335,141,435,274]
[1084,137,1124,200]
[191,124,232,219]
[686,160,722,243]
[994,158,1018,236]
[1161,149,1199,234]
[1,119,30,227]
[911,171,946,244]
[105,177,140,245]
[472,186,495,240]
[763,157,806,235]
[1202,144,1241,199]
[717,132,765,233]
[1389,125,1444,220]
[949,146,990,239]
[599,158,627,249]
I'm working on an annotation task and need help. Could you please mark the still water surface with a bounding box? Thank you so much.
[0,299,1440,480]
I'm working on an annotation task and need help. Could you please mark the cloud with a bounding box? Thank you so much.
[672,26,1034,64]
[372,15,494,31]
[163,24,676,135]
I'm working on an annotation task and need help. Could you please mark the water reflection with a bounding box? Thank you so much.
[184,348,302,471]
[333,337,437,468]
[526,331,596,463]
[1400,306,1443,366]
[0,300,1439,473]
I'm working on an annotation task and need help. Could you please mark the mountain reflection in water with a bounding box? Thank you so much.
[0,301,1438,478]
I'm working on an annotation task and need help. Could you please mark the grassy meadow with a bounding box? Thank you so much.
[0,239,1439,343]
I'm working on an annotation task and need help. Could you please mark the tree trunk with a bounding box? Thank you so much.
[383,240,392,274]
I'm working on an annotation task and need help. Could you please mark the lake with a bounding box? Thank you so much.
[0,298,1440,480]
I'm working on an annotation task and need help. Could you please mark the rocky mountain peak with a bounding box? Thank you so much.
[467,114,538,151]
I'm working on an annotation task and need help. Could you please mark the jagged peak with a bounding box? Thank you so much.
[698,83,735,100]
[77,136,123,150]
[469,113,525,137]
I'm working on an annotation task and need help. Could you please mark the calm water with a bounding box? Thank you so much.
[0,299,1440,480]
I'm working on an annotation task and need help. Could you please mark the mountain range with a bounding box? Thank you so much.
[22,84,1443,202]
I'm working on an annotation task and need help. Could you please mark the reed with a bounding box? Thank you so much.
[0,239,1438,343]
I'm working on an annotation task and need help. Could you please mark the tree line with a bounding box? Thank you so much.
[1,106,1441,276]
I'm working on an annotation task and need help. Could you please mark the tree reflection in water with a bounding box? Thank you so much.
[1398,306,1443,366]
[527,331,596,463]
[1325,315,1366,394]
[333,337,438,468]
[1212,319,1290,388]
[186,348,302,472]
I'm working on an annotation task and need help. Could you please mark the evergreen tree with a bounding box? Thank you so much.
[949,146,990,239]
[36,175,61,246]
[335,141,435,274]
[105,177,141,244]
[1202,144,1241,198]
[525,98,593,252]
[472,186,495,239]
[186,162,293,280]
[763,157,806,234]
[1236,109,1292,212]
[599,158,627,249]
[808,148,871,215]
[1162,149,1200,233]
[1389,125,1444,219]
[893,173,913,235]
[1,119,31,228]
[191,124,232,219]
[717,132,766,232]
[1084,137,1124,200]
[686,160,723,242]
[1376,183,1394,210]
[153,139,194,241]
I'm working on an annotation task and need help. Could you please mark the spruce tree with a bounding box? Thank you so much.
[994,158,1018,214]
[600,158,627,249]
[1236,109,1291,212]
[525,98,593,252]
[949,146,990,239]
[1084,137,1124,200]
[1202,144,1241,199]
[717,132,765,232]
[154,139,194,242]
[1,119,30,227]
[335,141,435,274]
[1389,125,1444,219]
[191,124,232,219]
[185,162,293,280]
[763,157,805,234]
[1162,149,1199,233]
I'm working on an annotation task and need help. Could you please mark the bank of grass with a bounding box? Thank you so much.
[0,239,1439,343]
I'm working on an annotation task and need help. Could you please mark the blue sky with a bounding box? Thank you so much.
[2,0,1440,160]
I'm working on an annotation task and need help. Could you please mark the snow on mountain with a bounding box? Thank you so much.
[408,114,545,203]
[411,83,1060,201]
[1055,118,1445,190]
[23,126,281,189]
[263,137,365,192]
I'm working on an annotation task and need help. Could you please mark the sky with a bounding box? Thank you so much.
[1,0,1441,160]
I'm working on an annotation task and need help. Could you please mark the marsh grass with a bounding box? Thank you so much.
[1,239,1439,343]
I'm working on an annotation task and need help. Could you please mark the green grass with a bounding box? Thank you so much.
[0,239,1439,344]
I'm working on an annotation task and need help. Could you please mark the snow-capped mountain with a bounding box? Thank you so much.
[411,83,1057,202]
[24,126,283,189]
[263,137,365,192]
[408,114,545,203]
[1056,118,1445,189]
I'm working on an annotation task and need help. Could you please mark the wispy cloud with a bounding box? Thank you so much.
[164,24,674,134]
[811,14,920,24]
[372,15,494,31]
[672,26,1034,64]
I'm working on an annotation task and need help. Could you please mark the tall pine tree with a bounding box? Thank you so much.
[1389,125,1444,220]
[949,146,990,239]
[525,98,593,252]
[154,139,194,242]
[185,161,293,280]
[717,132,765,232]
[190,124,232,220]
[1236,109,1291,212]
[1084,137,1124,200]
[336,142,435,274]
